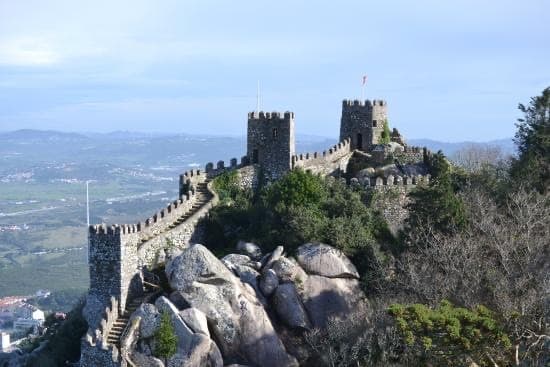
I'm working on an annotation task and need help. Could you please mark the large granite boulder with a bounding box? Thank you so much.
[179,333,223,367]
[130,351,164,367]
[269,256,307,284]
[272,283,311,330]
[133,303,160,338]
[236,241,262,260]
[166,244,298,367]
[221,254,253,268]
[259,269,279,297]
[155,296,195,355]
[180,308,210,337]
[301,275,365,328]
[166,245,234,291]
[263,245,284,269]
[296,243,359,279]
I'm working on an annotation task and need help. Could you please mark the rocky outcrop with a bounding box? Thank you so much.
[120,242,366,367]
[301,275,365,328]
[179,308,210,337]
[272,283,311,329]
[296,243,359,279]
[259,268,279,296]
[166,244,298,367]
[236,240,262,260]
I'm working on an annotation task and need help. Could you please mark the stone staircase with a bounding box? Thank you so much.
[171,180,212,227]
[106,280,160,349]
[106,290,151,349]
[107,179,213,349]
[139,179,212,242]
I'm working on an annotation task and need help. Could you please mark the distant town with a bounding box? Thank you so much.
[0,290,66,353]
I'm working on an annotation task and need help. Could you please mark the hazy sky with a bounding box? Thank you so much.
[0,0,548,141]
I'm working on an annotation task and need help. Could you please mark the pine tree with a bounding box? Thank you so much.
[510,86,550,193]
[154,311,178,364]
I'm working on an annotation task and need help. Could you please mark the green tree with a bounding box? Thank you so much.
[154,311,178,364]
[510,86,550,193]
[263,168,327,210]
[380,119,391,144]
[405,151,466,236]
[388,300,512,366]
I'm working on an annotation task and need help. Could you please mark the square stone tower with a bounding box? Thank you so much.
[247,111,295,180]
[339,99,387,151]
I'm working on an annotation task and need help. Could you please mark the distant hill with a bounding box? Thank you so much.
[0,129,515,157]
[0,129,89,142]
[408,138,515,156]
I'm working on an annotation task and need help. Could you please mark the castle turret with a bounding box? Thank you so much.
[339,99,388,150]
[247,111,295,180]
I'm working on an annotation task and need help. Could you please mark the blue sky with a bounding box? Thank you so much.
[0,0,548,141]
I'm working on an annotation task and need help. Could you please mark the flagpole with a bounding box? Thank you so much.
[86,180,90,264]
[256,80,261,113]
[361,75,366,101]
[86,181,90,228]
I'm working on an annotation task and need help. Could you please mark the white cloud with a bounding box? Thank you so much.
[0,37,60,66]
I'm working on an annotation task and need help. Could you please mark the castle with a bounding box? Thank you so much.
[81,98,430,366]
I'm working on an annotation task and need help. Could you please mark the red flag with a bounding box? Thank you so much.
[362,75,367,85]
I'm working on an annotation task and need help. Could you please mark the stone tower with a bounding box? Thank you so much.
[339,99,387,151]
[247,111,295,180]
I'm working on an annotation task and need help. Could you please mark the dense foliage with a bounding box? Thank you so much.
[388,300,511,366]
[404,151,467,236]
[205,169,392,284]
[510,86,550,193]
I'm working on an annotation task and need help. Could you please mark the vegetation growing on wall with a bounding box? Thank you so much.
[380,119,391,144]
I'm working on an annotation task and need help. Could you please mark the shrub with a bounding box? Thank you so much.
[154,311,178,362]
[388,300,512,366]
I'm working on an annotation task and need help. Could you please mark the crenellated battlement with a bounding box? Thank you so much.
[88,190,197,239]
[248,111,295,121]
[291,138,353,176]
[292,138,352,165]
[81,297,121,366]
[402,146,423,153]
[342,99,387,108]
[353,173,431,188]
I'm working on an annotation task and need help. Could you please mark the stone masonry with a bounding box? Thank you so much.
[247,111,296,181]
[81,98,429,366]
[340,99,387,150]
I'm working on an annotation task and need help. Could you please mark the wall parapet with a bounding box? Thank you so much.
[89,189,198,242]
[292,138,352,168]
[352,173,431,188]
[82,296,120,364]
[248,111,295,120]
[342,99,387,107]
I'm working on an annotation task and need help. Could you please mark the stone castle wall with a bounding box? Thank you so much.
[354,174,430,234]
[81,297,121,367]
[83,158,259,366]
[292,138,353,176]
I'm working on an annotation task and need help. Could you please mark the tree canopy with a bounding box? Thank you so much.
[511,86,550,193]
